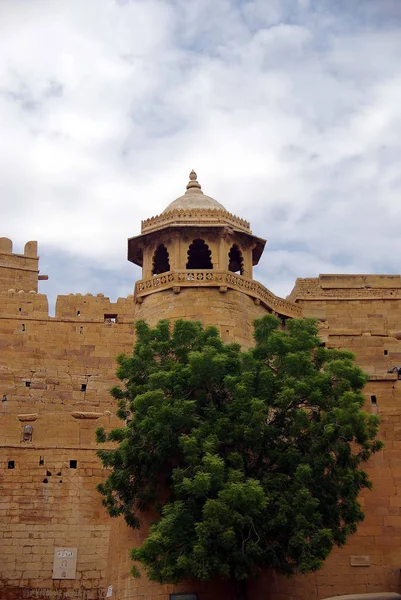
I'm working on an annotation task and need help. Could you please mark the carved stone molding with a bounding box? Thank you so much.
[141,208,251,235]
[134,269,302,318]
[18,414,38,422]
[71,412,103,420]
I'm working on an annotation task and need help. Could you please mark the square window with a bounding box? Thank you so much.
[81,384,87,392]
[8,461,15,469]
[70,460,77,469]
[104,314,118,324]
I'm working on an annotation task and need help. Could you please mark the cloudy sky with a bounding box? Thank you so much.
[1,0,401,312]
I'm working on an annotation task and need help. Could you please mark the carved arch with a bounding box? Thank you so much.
[228,244,244,275]
[152,244,170,275]
[186,239,213,269]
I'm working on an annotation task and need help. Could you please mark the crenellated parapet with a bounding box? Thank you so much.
[55,292,135,321]
[0,238,38,257]
[0,288,49,318]
[141,207,251,234]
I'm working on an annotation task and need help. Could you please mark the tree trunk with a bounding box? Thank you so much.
[233,579,248,600]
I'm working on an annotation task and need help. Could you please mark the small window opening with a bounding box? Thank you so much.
[22,324,26,332]
[79,326,83,334]
[152,244,170,275]
[186,239,213,269]
[2,394,7,402]
[23,425,33,442]
[8,460,15,469]
[42,478,48,484]
[384,350,388,355]
[77,310,80,316]
[228,244,244,275]
[25,381,31,388]
[46,470,52,476]
[104,314,117,324]
[19,307,22,312]
[70,460,77,469]
[81,384,87,392]
[371,395,377,405]
[39,456,44,466]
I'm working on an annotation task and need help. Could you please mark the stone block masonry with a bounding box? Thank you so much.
[0,238,43,294]
[0,242,136,598]
[3,173,401,599]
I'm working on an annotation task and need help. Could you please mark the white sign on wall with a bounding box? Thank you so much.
[52,548,78,580]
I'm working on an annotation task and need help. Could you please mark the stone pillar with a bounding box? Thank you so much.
[218,230,230,271]
[242,243,254,279]
[171,232,181,270]
[142,242,153,279]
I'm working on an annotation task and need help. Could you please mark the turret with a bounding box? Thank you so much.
[128,171,301,322]
[128,170,265,279]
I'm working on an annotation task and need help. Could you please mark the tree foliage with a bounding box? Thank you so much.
[96,316,382,594]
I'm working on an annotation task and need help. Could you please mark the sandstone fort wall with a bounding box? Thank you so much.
[0,245,134,598]
[2,239,401,600]
[260,275,401,600]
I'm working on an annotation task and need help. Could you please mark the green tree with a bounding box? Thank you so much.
[96,316,382,600]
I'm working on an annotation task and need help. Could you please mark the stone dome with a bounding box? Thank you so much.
[162,170,226,214]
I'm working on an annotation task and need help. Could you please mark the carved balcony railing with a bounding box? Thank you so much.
[134,270,302,318]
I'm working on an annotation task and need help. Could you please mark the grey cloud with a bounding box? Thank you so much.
[1,0,401,303]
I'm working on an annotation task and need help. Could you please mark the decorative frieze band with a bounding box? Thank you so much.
[141,208,251,234]
[134,269,302,318]
[293,289,401,300]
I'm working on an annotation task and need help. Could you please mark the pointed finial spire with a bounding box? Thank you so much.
[186,169,202,192]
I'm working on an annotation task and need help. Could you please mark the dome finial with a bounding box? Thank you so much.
[186,170,202,192]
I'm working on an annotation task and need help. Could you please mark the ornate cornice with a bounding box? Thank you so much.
[141,208,251,235]
[134,269,302,318]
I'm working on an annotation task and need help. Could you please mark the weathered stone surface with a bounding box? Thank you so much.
[2,178,401,600]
